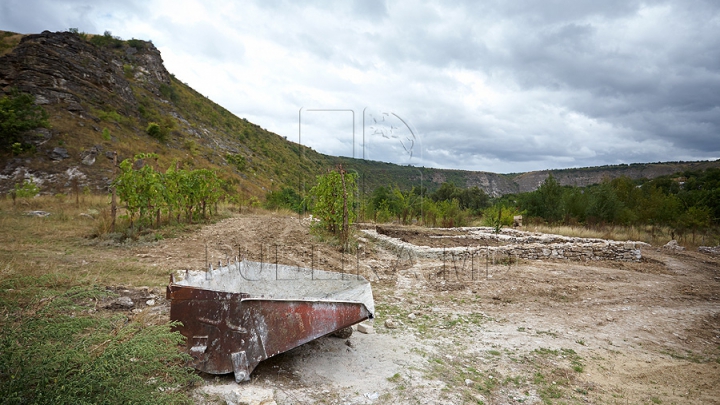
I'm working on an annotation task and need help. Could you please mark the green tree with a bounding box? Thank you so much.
[678,206,712,243]
[561,187,588,223]
[522,175,563,223]
[0,89,50,150]
[265,187,303,213]
[586,182,624,224]
[307,167,357,247]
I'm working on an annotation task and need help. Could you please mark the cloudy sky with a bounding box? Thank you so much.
[2,0,719,173]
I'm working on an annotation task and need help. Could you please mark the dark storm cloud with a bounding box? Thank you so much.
[1,0,718,172]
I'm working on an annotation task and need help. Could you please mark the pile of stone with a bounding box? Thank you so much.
[698,245,720,255]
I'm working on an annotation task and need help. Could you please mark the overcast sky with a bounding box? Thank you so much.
[2,0,719,173]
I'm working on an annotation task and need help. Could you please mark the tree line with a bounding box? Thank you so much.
[501,170,719,235]
[265,167,720,239]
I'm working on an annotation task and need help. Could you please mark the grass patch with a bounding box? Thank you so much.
[0,284,200,403]
[0,195,219,403]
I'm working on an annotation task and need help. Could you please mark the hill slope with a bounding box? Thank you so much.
[1,30,718,199]
[0,30,329,198]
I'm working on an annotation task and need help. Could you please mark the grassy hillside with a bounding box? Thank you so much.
[0,30,337,200]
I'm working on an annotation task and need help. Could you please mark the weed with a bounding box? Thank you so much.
[94,108,127,125]
[123,63,133,78]
[535,330,559,338]
[387,373,402,383]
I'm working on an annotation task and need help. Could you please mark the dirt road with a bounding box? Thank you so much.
[136,213,720,404]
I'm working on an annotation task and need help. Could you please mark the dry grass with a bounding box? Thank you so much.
[0,195,171,288]
[526,224,720,248]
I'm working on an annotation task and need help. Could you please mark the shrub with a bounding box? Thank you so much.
[146,122,163,141]
[127,38,145,49]
[14,179,39,199]
[123,64,133,78]
[0,88,50,150]
[226,153,246,171]
[159,83,178,103]
[95,109,126,124]
[89,30,123,48]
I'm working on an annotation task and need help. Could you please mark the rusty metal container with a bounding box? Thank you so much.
[167,259,375,382]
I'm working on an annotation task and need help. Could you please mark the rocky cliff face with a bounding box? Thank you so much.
[0,30,174,194]
[463,171,518,197]
[0,30,169,115]
[512,161,720,193]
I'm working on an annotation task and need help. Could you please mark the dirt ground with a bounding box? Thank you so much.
[132,213,720,405]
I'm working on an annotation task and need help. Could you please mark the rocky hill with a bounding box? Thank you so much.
[0,30,328,198]
[1,30,718,199]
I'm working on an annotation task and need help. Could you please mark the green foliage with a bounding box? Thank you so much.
[123,63,133,78]
[225,153,246,172]
[482,205,521,230]
[0,286,199,404]
[521,175,564,223]
[11,142,22,155]
[159,83,179,103]
[184,139,198,155]
[89,30,123,48]
[101,127,111,141]
[94,109,126,124]
[508,170,720,234]
[265,187,303,213]
[366,185,425,224]
[14,179,39,199]
[431,182,490,214]
[146,122,164,142]
[67,28,88,40]
[145,117,175,143]
[436,199,467,228]
[126,38,145,49]
[307,168,357,245]
[114,155,226,229]
[0,88,50,150]
[586,182,623,224]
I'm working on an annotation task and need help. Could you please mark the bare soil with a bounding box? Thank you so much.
[133,213,720,405]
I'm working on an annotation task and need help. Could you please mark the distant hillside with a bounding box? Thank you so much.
[328,157,720,197]
[1,30,718,200]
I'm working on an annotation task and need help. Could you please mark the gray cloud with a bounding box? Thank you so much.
[2,0,718,173]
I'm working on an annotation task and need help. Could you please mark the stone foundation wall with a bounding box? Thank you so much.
[363,229,644,262]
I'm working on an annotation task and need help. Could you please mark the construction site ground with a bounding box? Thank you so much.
[133,213,720,405]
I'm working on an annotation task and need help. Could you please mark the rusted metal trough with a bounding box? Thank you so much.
[167,259,375,382]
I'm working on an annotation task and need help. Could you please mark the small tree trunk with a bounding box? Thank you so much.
[72,177,80,207]
[111,152,117,233]
[339,165,349,249]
